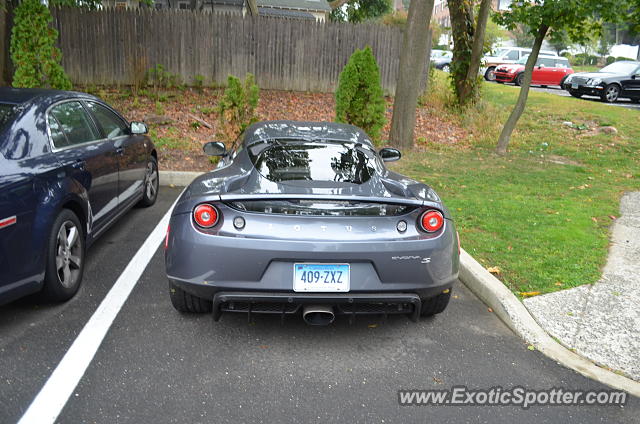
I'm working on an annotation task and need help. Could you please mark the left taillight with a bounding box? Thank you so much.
[419,209,444,233]
[193,203,220,228]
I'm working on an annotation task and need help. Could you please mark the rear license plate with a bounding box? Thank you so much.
[293,263,350,292]
[571,83,578,89]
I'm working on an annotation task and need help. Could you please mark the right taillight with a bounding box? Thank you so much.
[193,203,219,228]
[419,210,444,233]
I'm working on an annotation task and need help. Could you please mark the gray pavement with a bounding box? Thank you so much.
[525,192,640,381]
[1,188,638,423]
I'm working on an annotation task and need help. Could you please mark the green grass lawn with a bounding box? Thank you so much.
[572,65,600,73]
[393,74,640,296]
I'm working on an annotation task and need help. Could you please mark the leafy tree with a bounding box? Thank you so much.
[548,30,569,55]
[511,24,535,47]
[483,16,508,54]
[494,0,631,154]
[447,0,492,106]
[10,0,71,90]
[335,46,386,143]
[329,0,391,23]
[217,74,259,146]
[389,0,434,148]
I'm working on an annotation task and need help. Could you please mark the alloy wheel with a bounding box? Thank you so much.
[56,221,82,288]
[605,85,619,103]
[146,161,158,200]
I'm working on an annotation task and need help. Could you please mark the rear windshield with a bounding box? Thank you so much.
[249,140,380,184]
[0,103,16,131]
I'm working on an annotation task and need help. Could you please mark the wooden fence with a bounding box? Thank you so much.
[50,8,403,94]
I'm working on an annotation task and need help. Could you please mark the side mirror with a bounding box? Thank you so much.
[203,141,227,156]
[130,121,148,135]
[379,147,401,162]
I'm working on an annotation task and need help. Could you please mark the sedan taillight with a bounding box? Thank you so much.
[193,203,220,228]
[419,210,444,233]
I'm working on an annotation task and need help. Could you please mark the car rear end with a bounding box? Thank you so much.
[165,194,459,323]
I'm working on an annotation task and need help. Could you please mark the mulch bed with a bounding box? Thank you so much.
[101,87,468,172]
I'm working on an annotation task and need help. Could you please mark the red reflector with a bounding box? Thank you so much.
[0,216,16,229]
[165,224,170,249]
[193,204,219,228]
[420,210,444,233]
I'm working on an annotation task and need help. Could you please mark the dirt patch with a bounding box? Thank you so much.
[546,154,583,166]
[100,87,468,172]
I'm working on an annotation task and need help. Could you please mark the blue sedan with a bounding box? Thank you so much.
[0,88,158,304]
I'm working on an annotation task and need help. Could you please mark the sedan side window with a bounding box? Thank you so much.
[48,101,99,148]
[85,102,128,139]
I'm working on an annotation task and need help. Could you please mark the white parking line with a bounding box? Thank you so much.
[17,202,176,424]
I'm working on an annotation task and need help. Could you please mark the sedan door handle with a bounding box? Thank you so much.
[71,160,86,170]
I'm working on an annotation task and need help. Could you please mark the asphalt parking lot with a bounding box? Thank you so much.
[1,187,638,423]
[491,81,640,110]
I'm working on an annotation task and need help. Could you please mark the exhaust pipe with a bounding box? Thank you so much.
[302,305,335,326]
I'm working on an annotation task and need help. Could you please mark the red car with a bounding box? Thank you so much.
[495,55,574,87]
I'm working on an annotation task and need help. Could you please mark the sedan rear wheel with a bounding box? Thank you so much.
[602,84,620,103]
[139,157,159,207]
[420,290,451,317]
[169,281,212,313]
[441,64,450,73]
[42,210,85,301]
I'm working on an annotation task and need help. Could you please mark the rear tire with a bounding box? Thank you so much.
[420,290,451,317]
[169,281,212,313]
[42,209,85,302]
[138,157,159,207]
[441,64,450,73]
[515,73,525,87]
[570,91,582,98]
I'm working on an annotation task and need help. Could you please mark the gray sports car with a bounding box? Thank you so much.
[165,121,459,325]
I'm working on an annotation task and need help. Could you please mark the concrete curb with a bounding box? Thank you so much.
[159,171,204,187]
[458,248,640,397]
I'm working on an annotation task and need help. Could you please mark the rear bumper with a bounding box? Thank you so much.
[210,291,433,321]
[166,211,459,302]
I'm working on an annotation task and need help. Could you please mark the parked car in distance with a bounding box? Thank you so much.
[0,88,158,305]
[562,60,640,103]
[430,50,453,72]
[495,55,574,87]
[482,46,559,81]
[165,121,460,325]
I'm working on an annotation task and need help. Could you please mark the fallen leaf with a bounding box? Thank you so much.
[487,266,501,274]
[608,215,616,220]
[487,308,493,313]
[555,281,563,286]
[527,345,535,351]
[519,291,540,297]
[259,345,269,349]
[591,217,598,223]
[432,376,443,384]
[368,324,378,328]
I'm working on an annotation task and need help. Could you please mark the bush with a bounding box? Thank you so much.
[216,73,259,145]
[606,56,616,65]
[10,0,72,90]
[571,53,599,66]
[335,46,386,143]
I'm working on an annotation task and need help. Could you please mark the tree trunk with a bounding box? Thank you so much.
[447,0,473,103]
[460,0,491,102]
[389,0,435,149]
[496,25,549,155]
[0,0,7,86]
